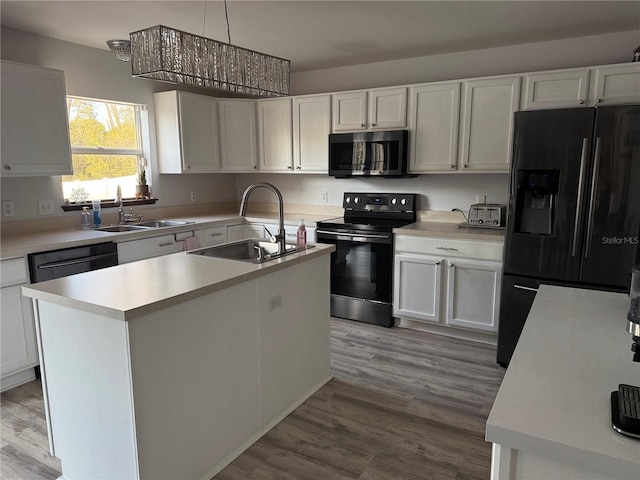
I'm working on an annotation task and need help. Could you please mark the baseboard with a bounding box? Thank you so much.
[1,368,36,393]
[397,318,497,345]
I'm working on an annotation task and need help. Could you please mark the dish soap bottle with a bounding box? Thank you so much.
[296,219,307,249]
[80,206,92,230]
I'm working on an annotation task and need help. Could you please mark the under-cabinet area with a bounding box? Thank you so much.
[393,228,504,343]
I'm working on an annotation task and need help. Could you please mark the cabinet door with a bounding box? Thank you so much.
[1,285,38,379]
[369,87,407,130]
[332,91,367,132]
[257,98,293,172]
[445,259,502,332]
[393,254,442,323]
[521,70,589,110]
[1,61,73,176]
[591,64,640,106]
[218,99,258,172]
[409,82,461,172]
[178,93,220,172]
[459,76,520,172]
[293,95,331,172]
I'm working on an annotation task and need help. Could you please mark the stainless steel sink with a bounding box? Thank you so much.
[189,238,309,263]
[135,220,195,228]
[95,225,150,232]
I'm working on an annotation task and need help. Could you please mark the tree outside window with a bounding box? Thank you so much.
[62,97,145,202]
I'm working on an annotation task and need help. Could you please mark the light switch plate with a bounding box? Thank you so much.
[38,199,55,215]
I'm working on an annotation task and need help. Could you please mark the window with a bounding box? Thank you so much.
[62,96,146,203]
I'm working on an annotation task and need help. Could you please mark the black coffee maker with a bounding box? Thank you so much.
[611,265,640,438]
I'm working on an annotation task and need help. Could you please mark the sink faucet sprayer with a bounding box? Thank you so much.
[239,183,286,254]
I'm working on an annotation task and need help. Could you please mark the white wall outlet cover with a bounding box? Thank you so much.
[190,191,197,202]
[3,200,15,216]
[476,195,486,204]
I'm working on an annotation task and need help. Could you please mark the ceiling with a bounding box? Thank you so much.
[1,1,639,72]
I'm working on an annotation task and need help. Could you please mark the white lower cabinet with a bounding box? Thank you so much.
[1,258,38,391]
[394,235,503,339]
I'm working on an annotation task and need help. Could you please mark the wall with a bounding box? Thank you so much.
[0,27,237,222]
[291,30,640,94]
[1,27,637,223]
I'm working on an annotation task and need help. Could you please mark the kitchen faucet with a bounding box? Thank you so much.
[239,182,286,254]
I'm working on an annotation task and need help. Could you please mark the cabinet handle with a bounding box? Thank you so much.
[209,232,223,237]
[158,242,174,247]
[450,263,455,268]
[287,165,293,170]
[598,98,603,103]
[253,165,257,169]
[435,261,441,265]
[436,247,458,251]
[462,164,468,168]
[296,166,301,170]
[514,284,539,293]
[361,123,366,128]
[4,165,10,171]
[579,99,585,105]
[449,164,455,169]
[371,123,377,127]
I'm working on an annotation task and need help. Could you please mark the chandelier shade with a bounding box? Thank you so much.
[129,25,290,97]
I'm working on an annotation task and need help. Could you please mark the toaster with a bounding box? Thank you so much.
[467,204,506,227]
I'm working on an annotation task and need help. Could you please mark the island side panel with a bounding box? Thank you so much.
[36,301,139,480]
[257,255,332,429]
[126,280,261,480]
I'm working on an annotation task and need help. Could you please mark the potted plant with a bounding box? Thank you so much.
[135,168,149,199]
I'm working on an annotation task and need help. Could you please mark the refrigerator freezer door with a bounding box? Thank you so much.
[580,106,640,289]
[503,108,595,281]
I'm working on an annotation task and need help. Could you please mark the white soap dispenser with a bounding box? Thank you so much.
[296,219,307,249]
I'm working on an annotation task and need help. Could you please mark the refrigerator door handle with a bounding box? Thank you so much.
[572,137,590,257]
[584,137,602,258]
[513,284,539,293]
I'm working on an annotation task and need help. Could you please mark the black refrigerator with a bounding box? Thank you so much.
[497,106,640,367]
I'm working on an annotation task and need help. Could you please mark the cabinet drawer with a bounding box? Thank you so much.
[118,234,183,263]
[199,226,227,246]
[1,258,29,287]
[395,235,503,261]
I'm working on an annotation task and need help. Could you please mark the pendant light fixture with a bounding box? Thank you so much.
[128,0,290,97]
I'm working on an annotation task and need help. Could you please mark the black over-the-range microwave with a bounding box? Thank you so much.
[328,130,413,178]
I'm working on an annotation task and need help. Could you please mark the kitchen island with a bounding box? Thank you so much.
[486,285,640,480]
[22,244,334,480]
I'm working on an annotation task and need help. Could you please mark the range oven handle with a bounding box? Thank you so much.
[36,252,118,270]
[316,230,392,241]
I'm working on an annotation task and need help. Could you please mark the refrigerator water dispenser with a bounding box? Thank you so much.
[514,170,559,235]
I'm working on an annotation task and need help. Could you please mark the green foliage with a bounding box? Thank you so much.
[64,98,140,182]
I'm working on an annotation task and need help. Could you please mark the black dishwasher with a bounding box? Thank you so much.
[28,242,119,283]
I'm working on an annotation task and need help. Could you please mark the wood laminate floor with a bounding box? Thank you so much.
[1,319,505,479]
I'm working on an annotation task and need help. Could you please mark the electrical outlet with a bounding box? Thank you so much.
[38,199,55,215]
[190,191,197,202]
[3,200,14,217]
[321,191,329,203]
[476,195,486,204]
[270,294,282,311]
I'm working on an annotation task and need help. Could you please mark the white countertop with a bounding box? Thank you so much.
[22,243,334,321]
[394,221,505,242]
[486,285,640,477]
[0,212,333,260]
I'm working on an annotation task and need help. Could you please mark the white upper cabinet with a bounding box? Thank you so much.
[1,61,73,177]
[409,82,461,172]
[218,99,258,172]
[332,87,407,132]
[590,63,640,106]
[459,76,521,172]
[293,95,331,173]
[257,98,293,172]
[521,69,590,110]
[154,91,220,173]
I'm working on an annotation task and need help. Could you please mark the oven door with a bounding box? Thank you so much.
[316,228,394,325]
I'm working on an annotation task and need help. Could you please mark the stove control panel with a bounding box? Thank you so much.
[343,192,415,212]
